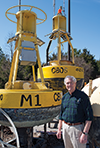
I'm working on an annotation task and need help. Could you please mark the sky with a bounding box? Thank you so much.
[0,0,100,63]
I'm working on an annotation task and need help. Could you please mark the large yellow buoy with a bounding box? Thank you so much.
[0,5,62,128]
[37,14,84,94]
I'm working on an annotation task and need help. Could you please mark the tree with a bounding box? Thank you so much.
[47,48,97,83]
[0,47,5,61]
[0,48,10,88]
[96,60,100,76]
[48,51,67,61]
[49,52,57,61]
[17,62,33,81]
[74,57,93,82]
[4,32,15,62]
[73,48,81,57]
[69,48,98,82]
[80,49,98,80]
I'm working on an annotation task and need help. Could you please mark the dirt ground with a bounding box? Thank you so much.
[33,122,64,148]
[0,120,64,148]
[0,121,91,148]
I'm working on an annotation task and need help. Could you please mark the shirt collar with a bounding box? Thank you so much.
[68,88,77,96]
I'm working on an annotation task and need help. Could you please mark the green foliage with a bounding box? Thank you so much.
[48,48,100,83]
[0,47,38,88]
[0,48,10,88]
[73,48,81,57]
[49,52,57,61]
[74,56,93,82]
[80,49,98,80]
[17,62,33,80]
[49,51,67,61]
[69,48,98,82]
[0,45,100,88]
[96,60,100,76]
[0,48,5,61]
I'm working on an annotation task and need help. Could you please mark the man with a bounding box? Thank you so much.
[56,75,93,148]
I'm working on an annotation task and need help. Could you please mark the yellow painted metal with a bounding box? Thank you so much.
[38,65,84,79]
[7,37,21,88]
[38,64,84,94]
[8,50,17,83]
[12,49,20,88]
[5,5,47,88]
[0,89,62,108]
[19,11,22,32]
[37,14,84,93]
[5,80,49,90]
[58,34,61,61]
[51,14,74,64]
[5,5,47,25]
[0,5,62,128]
[35,44,44,83]
[65,33,75,64]
[32,66,36,82]
[16,10,37,35]
[20,33,37,42]
[53,15,66,31]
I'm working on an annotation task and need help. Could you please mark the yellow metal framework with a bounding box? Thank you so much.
[0,5,62,128]
[5,5,47,25]
[51,14,75,64]
[37,14,84,94]
[5,5,48,88]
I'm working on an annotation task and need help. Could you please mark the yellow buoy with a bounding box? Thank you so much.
[0,5,62,127]
[37,14,84,94]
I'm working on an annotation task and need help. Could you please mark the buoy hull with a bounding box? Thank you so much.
[0,106,60,127]
[38,65,84,94]
[0,89,62,127]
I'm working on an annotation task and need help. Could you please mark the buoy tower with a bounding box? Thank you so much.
[0,5,62,147]
[37,2,84,94]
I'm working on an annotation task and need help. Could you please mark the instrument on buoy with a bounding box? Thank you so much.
[0,5,62,128]
[37,10,84,94]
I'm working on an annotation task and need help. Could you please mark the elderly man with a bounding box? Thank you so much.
[56,75,93,148]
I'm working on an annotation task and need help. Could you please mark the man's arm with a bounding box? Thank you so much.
[80,120,92,144]
[56,120,62,139]
[83,120,92,134]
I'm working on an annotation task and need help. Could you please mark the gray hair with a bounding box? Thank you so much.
[64,75,77,85]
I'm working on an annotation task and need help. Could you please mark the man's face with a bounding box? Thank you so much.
[65,78,76,94]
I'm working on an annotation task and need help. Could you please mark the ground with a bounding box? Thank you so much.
[0,121,91,148]
[0,120,64,148]
[33,122,64,148]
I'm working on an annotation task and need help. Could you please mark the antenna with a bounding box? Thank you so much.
[19,0,21,11]
[63,0,65,16]
[68,0,71,61]
[53,0,55,16]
